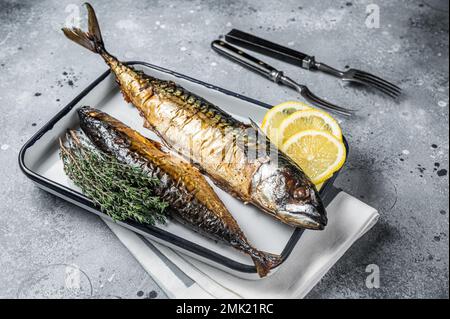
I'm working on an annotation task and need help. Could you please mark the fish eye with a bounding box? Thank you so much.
[293,187,309,200]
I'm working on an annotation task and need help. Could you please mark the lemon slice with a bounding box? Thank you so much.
[316,182,324,190]
[261,101,312,145]
[282,130,346,184]
[279,109,342,144]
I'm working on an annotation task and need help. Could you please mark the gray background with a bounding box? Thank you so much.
[0,0,448,299]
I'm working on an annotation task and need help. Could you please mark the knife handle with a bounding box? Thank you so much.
[211,40,283,82]
[225,29,316,70]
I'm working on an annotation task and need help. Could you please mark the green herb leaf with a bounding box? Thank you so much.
[60,131,168,226]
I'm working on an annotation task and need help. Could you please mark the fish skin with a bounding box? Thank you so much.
[62,3,327,230]
[77,106,280,277]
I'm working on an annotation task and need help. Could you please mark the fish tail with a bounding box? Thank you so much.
[251,251,282,278]
[62,3,106,55]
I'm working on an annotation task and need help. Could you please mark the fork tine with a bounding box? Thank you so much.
[353,74,401,98]
[359,75,402,95]
[302,87,354,116]
[353,76,400,96]
[355,79,400,98]
[355,70,401,89]
[354,74,401,96]
[354,70,401,93]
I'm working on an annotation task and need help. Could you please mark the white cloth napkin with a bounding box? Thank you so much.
[104,191,379,299]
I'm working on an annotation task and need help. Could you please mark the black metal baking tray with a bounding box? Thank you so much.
[18,61,348,279]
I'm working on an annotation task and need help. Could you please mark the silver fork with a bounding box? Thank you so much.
[225,29,401,98]
[211,40,354,116]
[314,63,401,98]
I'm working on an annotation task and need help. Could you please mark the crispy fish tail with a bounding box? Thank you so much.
[62,3,105,55]
[251,251,282,277]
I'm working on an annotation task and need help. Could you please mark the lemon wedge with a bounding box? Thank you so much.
[278,109,342,144]
[261,101,312,145]
[316,182,324,190]
[282,130,346,184]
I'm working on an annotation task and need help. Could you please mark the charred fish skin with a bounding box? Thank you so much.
[62,3,327,230]
[78,106,240,240]
[77,106,280,277]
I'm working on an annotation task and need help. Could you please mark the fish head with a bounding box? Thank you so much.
[251,159,327,230]
[77,106,131,154]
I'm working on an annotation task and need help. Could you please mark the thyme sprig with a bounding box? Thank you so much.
[60,131,168,225]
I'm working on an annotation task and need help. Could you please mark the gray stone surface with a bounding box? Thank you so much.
[0,0,448,299]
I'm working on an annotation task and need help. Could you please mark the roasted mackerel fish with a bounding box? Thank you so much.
[62,3,327,230]
[72,107,281,277]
